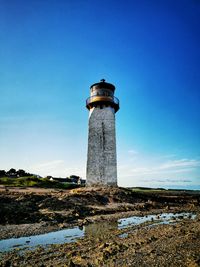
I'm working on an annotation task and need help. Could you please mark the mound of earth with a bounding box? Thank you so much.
[0,187,199,224]
[0,187,199,232]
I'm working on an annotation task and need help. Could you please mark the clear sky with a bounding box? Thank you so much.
[1,0,200,189]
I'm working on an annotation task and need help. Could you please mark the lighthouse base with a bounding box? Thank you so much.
[86,106,117,187]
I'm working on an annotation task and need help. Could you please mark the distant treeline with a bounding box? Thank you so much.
[0,168,33,178]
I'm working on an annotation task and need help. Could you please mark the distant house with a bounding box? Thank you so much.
[80,179,86,185]
[48,176,86,185]
[49,177,68,183]
[69,175,80,184]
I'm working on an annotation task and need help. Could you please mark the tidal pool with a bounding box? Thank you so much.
[118,212,196,229]
[0,212,196,253]
[0,227,84,253]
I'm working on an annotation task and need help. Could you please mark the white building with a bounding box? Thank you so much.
[86,79,119,186]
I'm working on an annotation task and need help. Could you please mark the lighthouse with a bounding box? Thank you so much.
[86,79,120,186]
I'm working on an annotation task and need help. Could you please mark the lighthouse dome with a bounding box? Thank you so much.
[90,79,115,92]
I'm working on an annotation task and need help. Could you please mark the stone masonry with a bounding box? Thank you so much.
[86,106,117,186]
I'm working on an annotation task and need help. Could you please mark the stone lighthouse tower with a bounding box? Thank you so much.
[86,79,120,186]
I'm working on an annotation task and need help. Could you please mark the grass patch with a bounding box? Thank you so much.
[0,176,80,189]
[129,187,166,193]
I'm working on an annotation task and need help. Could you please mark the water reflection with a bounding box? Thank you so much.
[0,212,196,253]
[0,227,84,253]
[85,221,118,238]
[118,212,196,229]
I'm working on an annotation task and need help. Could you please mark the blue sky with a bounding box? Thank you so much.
[0,0,200,189]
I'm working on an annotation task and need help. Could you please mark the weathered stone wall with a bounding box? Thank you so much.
[86,106,117,186]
